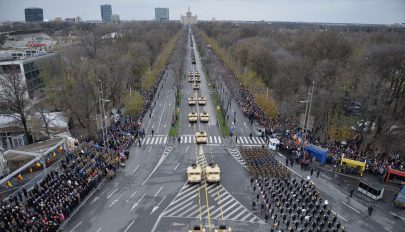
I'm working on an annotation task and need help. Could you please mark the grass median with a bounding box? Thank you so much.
[209,86,229,137]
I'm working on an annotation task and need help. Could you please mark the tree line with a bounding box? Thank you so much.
[196,22,405,154]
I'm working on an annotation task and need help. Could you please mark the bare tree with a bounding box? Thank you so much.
[0,72,31,142]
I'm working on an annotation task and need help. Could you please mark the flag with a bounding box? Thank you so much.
[17,174,23,182]
[7,181,12,188]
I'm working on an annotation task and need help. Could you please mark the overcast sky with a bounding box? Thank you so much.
[0,0,404,24]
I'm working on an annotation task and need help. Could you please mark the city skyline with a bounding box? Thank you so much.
[0,0,404,24]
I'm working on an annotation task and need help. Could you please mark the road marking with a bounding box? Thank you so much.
[106,188,118,199]
[244,122,247,128]
[218,136,222,143]
[163,136,167,144]
[154,186,164,197]
[123,220,135,232]
[90,197,99,204]
[341,202,360,213]
[133,165,140,173]
[337,213,348,222]
[149,146,153,152]
[96,227,102,232]
[141,147,173,186]
[157,101,167,130]
[151,195,167,214]
[214,136,217,143]
[385,227,393,232]
[186,145,189,152]
[109,193,124,208]
[130,193,147,211]
[130,191,137,198]
[70,221,82,232]
[241,127,244,133]
[145,137,150,145]
[174,162,180,171]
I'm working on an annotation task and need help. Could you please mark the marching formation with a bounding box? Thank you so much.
[240,147,292,179]
[252,177,345,232]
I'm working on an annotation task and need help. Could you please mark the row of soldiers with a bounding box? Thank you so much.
[240,147,292,179]
[251,177,346,232]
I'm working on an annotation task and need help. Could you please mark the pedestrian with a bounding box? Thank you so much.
[286,158,289,167]
[310,168,314,176]
[368,205,373,216]
[249,132,253,140]
[152,129,154,137]
[236,136,238,143]
[350,187,354,198]
[138,139,141,147]
[178,136,181,143]
[316,170,320,178]
[265,213,269,223]
[250,177,254,186]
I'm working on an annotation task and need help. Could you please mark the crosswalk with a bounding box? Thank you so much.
[226,147,247,169]
[161,183,264,224]
[235,136,266,145]
[141,136,168,145]
[180,135,222,144]
[140,135,266,146]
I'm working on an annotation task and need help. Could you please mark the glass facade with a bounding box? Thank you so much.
[25,8,44,22]
[101,5,112,23]
[155,8,169,22]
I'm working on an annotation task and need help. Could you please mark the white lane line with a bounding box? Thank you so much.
[123,220,135,232]
[106,188,118,199]
[244,122,247,128]
[157,101,167,131]
[109,193,124,207]
[214,136,217,143]
[341,202,360,214]
[218,136,222,143]
[130,191,137,198]
[154,186,164,197]
[69,221,82,232]
[241,127,244,133]
[149,146,153,152]
[337,213,348,222]
[96,227,102,232]
[133,165,140,173]
[186,145,189,152]
[145,137,150,145]
[130,193,147,211]
[385,227,393,232]
[174,162,180,171]
[163,136,167,144]
[209,136,212,143]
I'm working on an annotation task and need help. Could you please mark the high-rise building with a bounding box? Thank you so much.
[155,8,169,22]
[111,14,120,24]
[24,8,44,22]
[100,4,112,23]
[181,7,197,25]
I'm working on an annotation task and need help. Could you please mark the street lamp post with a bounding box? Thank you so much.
[299,81,315,142]
[98,79,110,148]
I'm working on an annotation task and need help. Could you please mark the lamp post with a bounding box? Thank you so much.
[98,79,110,148]
[299,81,315,145]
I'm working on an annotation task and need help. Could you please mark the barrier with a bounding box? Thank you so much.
[340,157,366,176]
[305,144,328,164]
[358,181,384,200]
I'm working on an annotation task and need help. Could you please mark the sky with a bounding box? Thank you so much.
[0,0,404,24]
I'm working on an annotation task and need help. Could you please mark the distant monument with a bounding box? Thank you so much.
[181,7,198,25]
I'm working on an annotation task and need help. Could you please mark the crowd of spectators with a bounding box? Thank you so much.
[0,64,167,231]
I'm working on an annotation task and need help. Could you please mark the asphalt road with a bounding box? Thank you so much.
[61,29,405,232]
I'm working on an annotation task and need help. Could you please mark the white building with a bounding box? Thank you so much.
[111,14,120,24]
[181,7,198,25]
